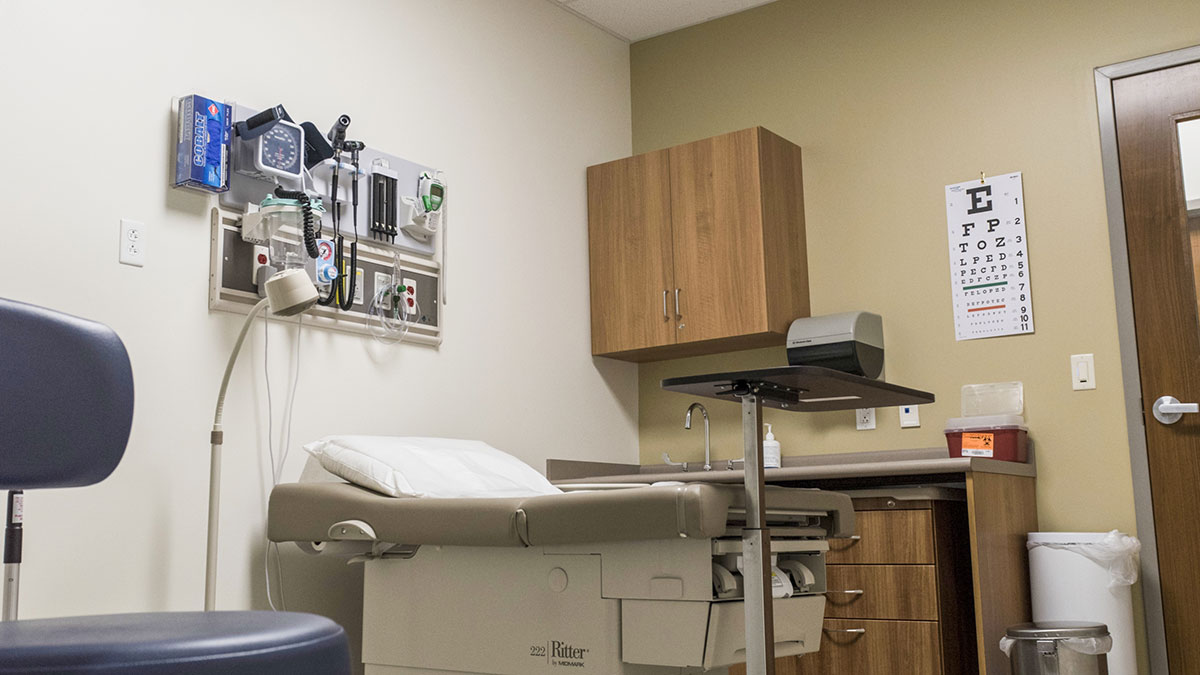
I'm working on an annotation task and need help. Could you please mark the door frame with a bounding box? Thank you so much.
[1095,43,1200,675]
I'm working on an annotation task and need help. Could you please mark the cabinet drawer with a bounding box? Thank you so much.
[793,619,942,675]
[826,509,934,564]
[824,565,939,620]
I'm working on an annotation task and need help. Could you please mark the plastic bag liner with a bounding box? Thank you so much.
[1027,530,1141,588]
[999,635,1114,658]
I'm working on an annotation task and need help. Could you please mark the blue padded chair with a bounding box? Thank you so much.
[0,298,351,674]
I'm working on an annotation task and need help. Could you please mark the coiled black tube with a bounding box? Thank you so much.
[273,187,318,259]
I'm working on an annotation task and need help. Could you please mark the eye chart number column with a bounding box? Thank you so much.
[945,172,1033,341]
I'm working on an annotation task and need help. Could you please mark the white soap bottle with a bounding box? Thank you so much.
[763,423,781,469]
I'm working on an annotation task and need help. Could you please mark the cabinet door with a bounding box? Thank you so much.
[669,128,768,343]
[587,150,676,355]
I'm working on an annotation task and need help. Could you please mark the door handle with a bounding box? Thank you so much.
[674,288,682,320]
[823,628,867,634]
[662,290,669,321]
[825,589,865,595]
[1153,396,1200,424]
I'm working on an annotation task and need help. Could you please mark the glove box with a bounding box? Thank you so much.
[621,594,826,669]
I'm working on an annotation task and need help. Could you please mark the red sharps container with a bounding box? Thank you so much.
[945,415,1028,462]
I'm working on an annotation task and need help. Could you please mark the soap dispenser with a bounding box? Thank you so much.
[763,423,781,469]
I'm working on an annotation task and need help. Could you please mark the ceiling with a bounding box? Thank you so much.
[553,0,778,42]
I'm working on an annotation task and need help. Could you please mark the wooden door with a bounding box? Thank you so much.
[1113,60,1200,671]
[586,150,676,355]
[669,128,769,344]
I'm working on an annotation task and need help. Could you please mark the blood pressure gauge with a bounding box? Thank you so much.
[254,119,304,180]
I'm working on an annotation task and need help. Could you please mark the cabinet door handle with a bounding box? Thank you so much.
[662,290,669,321]
[823,628,867,634]
[825,589,865,595]
[674,288,682,319]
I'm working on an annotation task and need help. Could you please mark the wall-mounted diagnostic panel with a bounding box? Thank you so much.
[175,95,449,345]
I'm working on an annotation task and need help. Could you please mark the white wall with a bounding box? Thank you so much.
[0,0,633,648]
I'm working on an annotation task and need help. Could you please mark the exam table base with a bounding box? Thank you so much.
[365,666,724,675]
[359,544,824,675]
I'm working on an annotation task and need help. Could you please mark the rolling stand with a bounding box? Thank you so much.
[662,366,935,675]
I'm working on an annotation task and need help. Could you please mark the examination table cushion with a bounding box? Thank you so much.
[268,481,854,547]
[0,611,350,674]
[304,436,563,498]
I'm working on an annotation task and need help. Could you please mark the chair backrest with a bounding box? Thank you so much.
[0,298,133,489]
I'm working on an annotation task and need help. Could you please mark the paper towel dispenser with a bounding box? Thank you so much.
[786,312,883,379]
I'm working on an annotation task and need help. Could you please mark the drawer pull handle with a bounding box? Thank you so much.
[826,589,865,595]
[733,640,804,656]
[824,628,867,634]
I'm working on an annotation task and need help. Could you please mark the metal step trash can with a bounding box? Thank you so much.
[1001,622,1112,675]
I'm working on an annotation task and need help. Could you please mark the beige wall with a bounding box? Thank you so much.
[630,3,1200,670]
[631,0,1200,530]
[0,1,633,665]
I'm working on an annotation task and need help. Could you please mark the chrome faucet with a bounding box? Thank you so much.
[684,402,712,471]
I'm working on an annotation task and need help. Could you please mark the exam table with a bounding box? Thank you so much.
[268,480,855,674]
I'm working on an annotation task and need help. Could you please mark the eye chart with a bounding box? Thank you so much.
[945,172,1033,341]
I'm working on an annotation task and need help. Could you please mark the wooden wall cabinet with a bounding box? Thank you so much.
[586,127,810,361]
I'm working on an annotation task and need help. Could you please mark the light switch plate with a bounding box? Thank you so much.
[1070,353,1096,390]
[898,404,920,428]
[856,407,876,430]
[119,219,144,267]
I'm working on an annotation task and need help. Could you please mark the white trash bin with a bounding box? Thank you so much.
[1027,532,1139,675]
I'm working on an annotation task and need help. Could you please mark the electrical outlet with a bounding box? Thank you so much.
[374,272,392,307]
[353,267,365,305]
[856,407,876,430]
[899,405,921,428]
[119,219,145,267]
[402,277,417,317]
[252,245,270,286]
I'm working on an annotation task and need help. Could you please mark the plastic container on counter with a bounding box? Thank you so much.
[944,414,1028,462]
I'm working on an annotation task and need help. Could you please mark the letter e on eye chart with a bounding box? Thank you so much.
[945,172,1034,341]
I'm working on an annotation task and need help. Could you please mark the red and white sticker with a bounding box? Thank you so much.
[961,432,995,458]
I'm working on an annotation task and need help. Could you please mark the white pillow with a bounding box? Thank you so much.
[303,436,563,498]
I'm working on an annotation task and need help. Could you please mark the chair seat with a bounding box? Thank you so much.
[0,611,350,674]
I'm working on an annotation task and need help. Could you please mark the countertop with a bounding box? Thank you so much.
[547,447,1035,485]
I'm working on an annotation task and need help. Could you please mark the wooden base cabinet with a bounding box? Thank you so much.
[732,496,977,675]
[586,127,810,361]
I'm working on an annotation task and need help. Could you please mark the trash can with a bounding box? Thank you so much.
[1001,622,1112,675]
[1027,531,1139,674]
